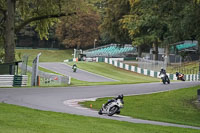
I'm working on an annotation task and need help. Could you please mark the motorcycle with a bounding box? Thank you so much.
[98,95,124,116]
[176,72,185,81]
[160,74,170,84]
[72,65,77,72]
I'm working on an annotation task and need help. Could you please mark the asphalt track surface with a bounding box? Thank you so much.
[1,81,200,130]
[39,62,116,82]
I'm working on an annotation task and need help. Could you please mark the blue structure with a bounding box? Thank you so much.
[84,44,136,57]
[175,40,198,51]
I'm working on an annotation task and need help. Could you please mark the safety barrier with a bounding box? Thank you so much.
[0,75,28,87]
[105,58,199,81]
[24,65,71,86]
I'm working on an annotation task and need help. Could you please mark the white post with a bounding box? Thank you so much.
[74,49,76,58]
[68,76,71,85]
[31,53,41,86]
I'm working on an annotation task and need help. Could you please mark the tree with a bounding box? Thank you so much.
[1,0,76,63]
[121,0,195,61]
[55,2,101,49]
[99,0,131,44]
[121,0,168,60]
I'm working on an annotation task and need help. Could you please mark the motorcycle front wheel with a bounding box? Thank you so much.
[162,79,165,84]
[98,109,103,115]
[108,106,119,116]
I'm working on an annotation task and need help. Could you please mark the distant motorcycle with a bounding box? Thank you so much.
[98,95,124,116]
[72,64,77,72]
[176,72,185,81]
[160,74,170,84]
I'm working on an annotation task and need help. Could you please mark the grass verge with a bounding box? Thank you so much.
[68,62,160,85]
[16,49,73,66]
[0,103,199,133]
[81,85,200,127]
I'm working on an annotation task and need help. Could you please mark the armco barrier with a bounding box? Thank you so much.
[104,58,199,81]
[13,75,28,87]
[23,65,70,85]
[0,75,28,87]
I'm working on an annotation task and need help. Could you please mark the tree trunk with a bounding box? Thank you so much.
[138,45,142,57]
[5,0,15,63]
[153,43,159,60]
[165,44,170,64]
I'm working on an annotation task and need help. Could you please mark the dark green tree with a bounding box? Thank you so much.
[121,0,169,60]
[99,0,131,44]
[1,0,76,63]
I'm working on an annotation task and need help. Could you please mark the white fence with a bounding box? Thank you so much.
[0,75,28,87]
[104,58,200,81]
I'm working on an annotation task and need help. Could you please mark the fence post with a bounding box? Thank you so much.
[31,53,41,86]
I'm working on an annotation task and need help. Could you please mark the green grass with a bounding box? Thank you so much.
[38,66,64,76]
[0,103,199,133]
[81,85,200,127]
[167,61,199,74]
[68,62,160,85]
[16,49,73,66]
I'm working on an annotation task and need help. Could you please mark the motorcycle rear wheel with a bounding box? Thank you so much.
[108,106,119,116]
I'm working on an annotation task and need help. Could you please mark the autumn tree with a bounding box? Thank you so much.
[56,2,101,49]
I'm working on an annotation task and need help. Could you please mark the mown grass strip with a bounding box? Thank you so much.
[81,85,200,127]
[68,62,160,85]
[0,103,199,133]
[16,49,73,66]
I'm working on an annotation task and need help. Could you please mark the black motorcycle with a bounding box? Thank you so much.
[160,74,170,84]
[72,64,77,72]
[98,95,124,116]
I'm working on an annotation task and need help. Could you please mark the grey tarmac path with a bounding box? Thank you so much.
[39,62,116,82]
[0,81,200,130]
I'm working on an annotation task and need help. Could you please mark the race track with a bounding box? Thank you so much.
[39,62,116,82]
[0,81,200,129]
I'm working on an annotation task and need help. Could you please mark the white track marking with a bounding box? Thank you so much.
[63,98,132,118]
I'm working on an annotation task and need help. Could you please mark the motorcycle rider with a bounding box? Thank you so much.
[159,67,166,76]
[72,63,77,70]
[103,94,124,107]
[176,72,185,81]
[176,72,179,78]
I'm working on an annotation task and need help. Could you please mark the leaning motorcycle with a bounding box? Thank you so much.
[176,72,185,81]
[160,74,170,84]
[98,95,124,116]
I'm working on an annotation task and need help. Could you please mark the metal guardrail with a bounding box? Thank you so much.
[0,75,28,87]
[23,65,70,86]
[0,75,14,87]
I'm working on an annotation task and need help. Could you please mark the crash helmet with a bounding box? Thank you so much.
[117,94,123,99]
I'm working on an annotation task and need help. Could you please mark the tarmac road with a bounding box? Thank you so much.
[39,62,116,82]
[0,81,200,129]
